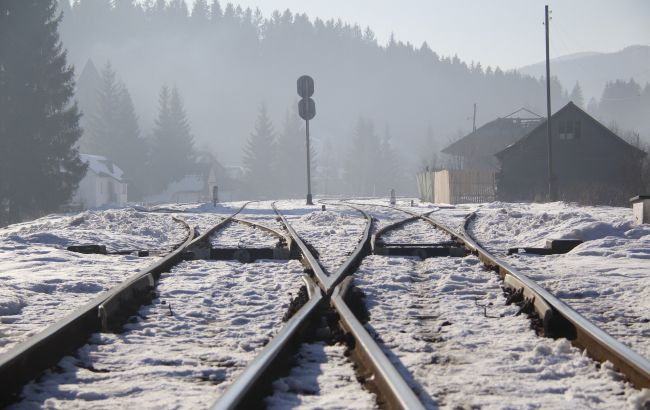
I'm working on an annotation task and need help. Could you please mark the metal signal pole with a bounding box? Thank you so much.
[305,118,312,205]
[545,5,554,201]
[297,75,316,205]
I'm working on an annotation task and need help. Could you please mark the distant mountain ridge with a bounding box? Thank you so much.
[518,45,650,101]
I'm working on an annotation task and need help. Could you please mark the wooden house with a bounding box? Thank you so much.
[442,109,543,172]
[496,102,646,205]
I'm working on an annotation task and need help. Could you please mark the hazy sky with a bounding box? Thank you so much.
[186,0,650,69]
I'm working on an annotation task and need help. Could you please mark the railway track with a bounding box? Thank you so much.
[0,203,253,405]
[2,198,649,408]
[213,199,650,408]
[213,201,424,409]
[351,200,650,389]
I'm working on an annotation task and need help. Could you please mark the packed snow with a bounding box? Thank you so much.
[209,221,280,248]
[0,208,190,355]
[266,342,378,409]
[14,258,305,408]
[354,253,649,409]
[378,217,450,244]
[468,202,650,359]
[275,201,368,274]
[0,208,188,252]
[3,198,649,409]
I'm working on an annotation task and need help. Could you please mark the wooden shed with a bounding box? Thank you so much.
[442,109,543,172]
[496,102,646,205]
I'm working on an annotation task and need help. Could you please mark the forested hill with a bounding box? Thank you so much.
[58,0,565,179]
[519,45,650,101]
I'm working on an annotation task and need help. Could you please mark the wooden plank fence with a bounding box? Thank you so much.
[416,169,495,204]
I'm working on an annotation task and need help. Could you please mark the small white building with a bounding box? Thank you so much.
[145,175,205,204]
[73,154,127,208]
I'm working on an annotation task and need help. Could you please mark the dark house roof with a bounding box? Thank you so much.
[496,102,646,159]
[442,108,543,158]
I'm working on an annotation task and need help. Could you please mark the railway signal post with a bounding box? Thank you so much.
[297,75,316,205]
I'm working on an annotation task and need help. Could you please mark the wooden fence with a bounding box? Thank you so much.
[416,169,495,204]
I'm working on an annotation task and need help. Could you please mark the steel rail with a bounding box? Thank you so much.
[272,202,328,290]
[272,201,372,294]
[98,202,252,327]
[214,201,424,409]
[331,277,425,410]
[0,203,251,406]
[212,275,323,410]
[462,212,650,389]
[371,210,436,253]
[0,216,193,405]
[325,202,372,292]
[231,216,293,248]
[346,200,650,388]
[365,200,650,389]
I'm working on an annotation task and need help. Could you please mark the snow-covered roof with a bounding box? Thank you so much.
[81,154,125,181]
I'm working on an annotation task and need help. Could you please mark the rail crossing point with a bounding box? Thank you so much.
[297,75,316,205]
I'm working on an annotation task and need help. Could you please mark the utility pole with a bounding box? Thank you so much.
[472,103,477,132]
[545,5,554,201]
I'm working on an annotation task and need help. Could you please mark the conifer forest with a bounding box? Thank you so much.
[1,0,649,224]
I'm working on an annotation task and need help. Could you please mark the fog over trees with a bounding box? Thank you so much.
[0,0,86,225]
[57,0,579,196]
[1,0,647,224]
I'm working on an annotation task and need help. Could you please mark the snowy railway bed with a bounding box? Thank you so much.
[466,202,650,359]
[15,257,306,408]
[0,209,193,357]
[0,203,255,405]
[214,200,425,409]
[1,199,650,409]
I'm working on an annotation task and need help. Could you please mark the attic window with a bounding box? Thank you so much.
[559,120,581,140]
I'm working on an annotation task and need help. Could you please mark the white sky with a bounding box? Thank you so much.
[186,0,650,70]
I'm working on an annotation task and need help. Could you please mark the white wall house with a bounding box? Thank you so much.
[73,154,127,209]
[144,174,206,204]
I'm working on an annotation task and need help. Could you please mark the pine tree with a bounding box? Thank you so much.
[87,61,121,156]
[378,125,402,194]
[148,85,196,194]
[344,117,381,196]
[76,59,102,152]
[570,82,585,108]
[115,88,147,199]
[191,0,209,24]
[275,106,307,198]
[0,0,86,224]
[169,85,196,175]
[242,103,276,198]
[85,61,147,199]
[210,0,222,21]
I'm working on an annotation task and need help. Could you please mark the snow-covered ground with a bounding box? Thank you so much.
[355,254,649,409]
[0,208,188,252]
[3,198,649,409]
[467,202,650,359]
[0,208,190,355]
[275,201,368,274]
[14,258,305,408]
[379,217,450,244]
[266,342,378,409]
[209,221,280,248]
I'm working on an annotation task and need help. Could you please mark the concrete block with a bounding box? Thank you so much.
[631,195,650,225]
